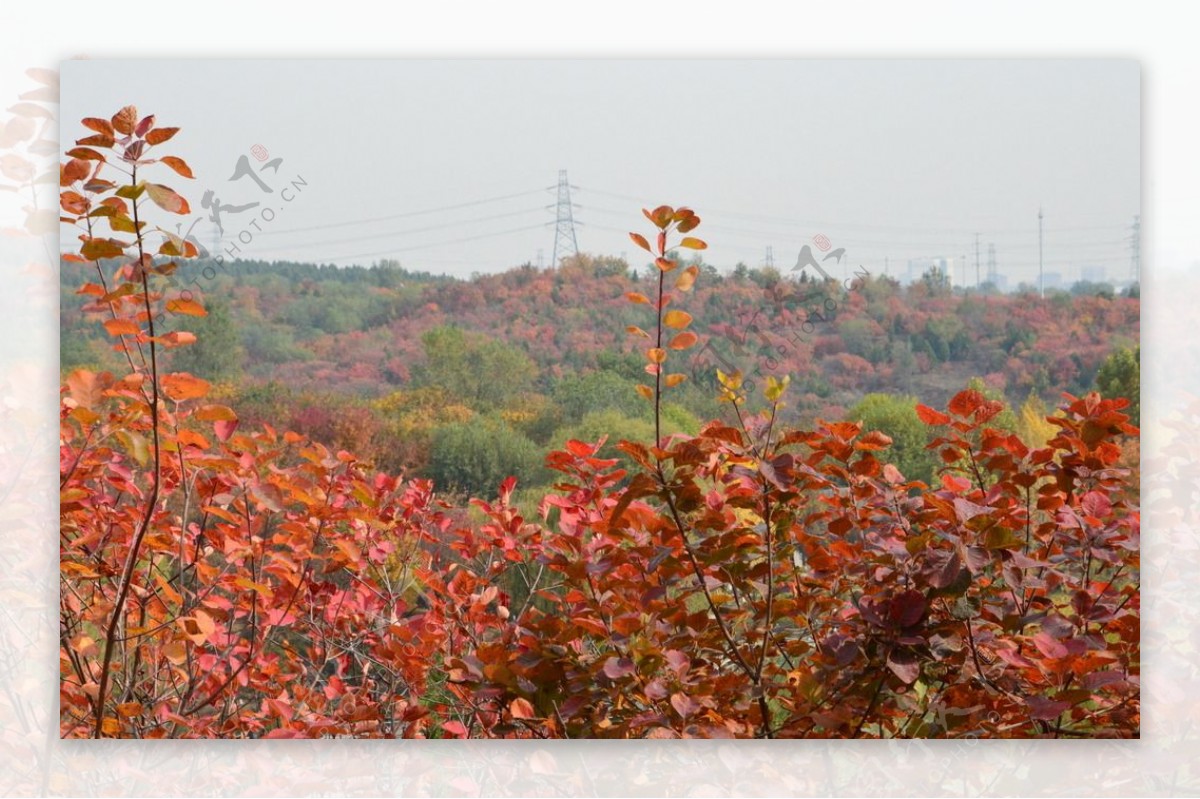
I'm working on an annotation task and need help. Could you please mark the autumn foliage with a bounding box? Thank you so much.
[60,110,1139,738]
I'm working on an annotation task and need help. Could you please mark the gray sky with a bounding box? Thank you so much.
[60,59,1139,285]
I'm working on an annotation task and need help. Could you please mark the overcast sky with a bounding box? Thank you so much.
[59,59,1139,284]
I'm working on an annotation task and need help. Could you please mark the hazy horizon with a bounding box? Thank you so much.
[60,59,1140,286]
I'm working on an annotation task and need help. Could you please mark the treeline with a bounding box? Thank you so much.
[60,253,1139,501]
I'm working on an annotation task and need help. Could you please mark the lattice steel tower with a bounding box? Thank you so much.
[551,170,579,266]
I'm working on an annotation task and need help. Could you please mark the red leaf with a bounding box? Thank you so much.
[1032,631,1069,659]
[948,389,985,417]
[1026,696,1070,721]
[670,692,700,719]
[441,720,468,738]
[888,590,927,628]
[214,418,239,443]
[602,656,635,680]
[886,649,921,684]
[915,404,951,425]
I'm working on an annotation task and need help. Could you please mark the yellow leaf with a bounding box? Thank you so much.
[664,373,687,388]
[675,266,698,292]
[626,325,650,338]
[765,374,791,403]
[145,183,191,215]
[663,310,692,330]
[635,384,654,400]
[680,237,707,250]
[647,348,667,364]
[717,369,743,391]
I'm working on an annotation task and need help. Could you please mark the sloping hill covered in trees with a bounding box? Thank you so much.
[61,252,1140,496]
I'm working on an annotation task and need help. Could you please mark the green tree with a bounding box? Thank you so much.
[1096,345,1140,426]
[848,393,939,484]
[426,416,544,496]
[552,370,644,424]
[415,325,537,411]
[168,299,244,382]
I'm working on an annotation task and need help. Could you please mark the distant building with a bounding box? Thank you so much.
[1080,264,1107,283]
[905,256,955,286]
[1042,272,1063,291]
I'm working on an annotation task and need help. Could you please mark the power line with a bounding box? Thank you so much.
[250,188,547,237]
[577,185,1129,236]
[304,222,550,264]
[247,206,545,253]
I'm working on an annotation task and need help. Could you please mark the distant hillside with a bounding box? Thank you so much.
[60,252,1139,489]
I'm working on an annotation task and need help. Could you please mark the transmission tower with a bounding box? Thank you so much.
[974,233,981,288]
[1130,214,1141,283]
[764,246,775,269]
[551,169,579,267]
[1038,207,1044,299]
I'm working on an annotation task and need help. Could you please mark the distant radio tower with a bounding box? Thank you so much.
[974,232,981,288]
[1130,214,1141,283]
[764,246,775,269]
[1038,207,1045,299]
[987,242,997,285]
[551,169,579,267]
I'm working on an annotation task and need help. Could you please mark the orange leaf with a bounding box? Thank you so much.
[157,331,196,347]
[166,298,207,317]
[509,697,536,720]
[103,318,140,337]
[625,292,650,305]
[161,373,211,402]
[159,155,193,178]
[668,331,698,350]
[629,232,651,252]
[176,429,210,450]
[194,404,237,422]
[664,373,687,388]
[82,117,115,137]
[66,369,114,410]
[626,325,650,338]
[647,347,667,364]
[635,384,654,400]
[680,237,707,250]
[655,257,677,272]
[111,105,138,135]
[663,310,692,329]
[145,127,180,145]
[675,266,698,292]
